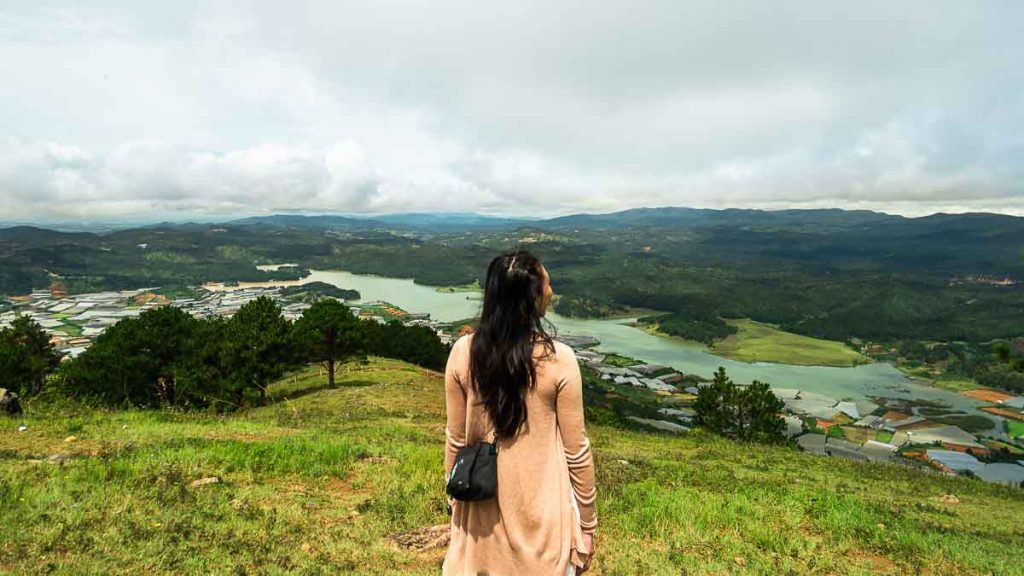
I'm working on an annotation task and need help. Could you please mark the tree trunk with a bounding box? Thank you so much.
[328,355,336,388]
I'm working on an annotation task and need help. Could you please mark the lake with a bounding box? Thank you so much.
[297,270,993,418]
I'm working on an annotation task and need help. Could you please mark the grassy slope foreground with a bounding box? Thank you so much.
[2,359,1023,575]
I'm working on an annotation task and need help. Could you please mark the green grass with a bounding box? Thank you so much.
[931,414,998,434]
[876,431,894,444]
[902,372,979,393]
[57,322,83,337]
[983,439,1024,456]
[602,353,643,367]
[928,377,979,393]
[918,407,954,417]
[2,358,1024,574]
[710,319,871,367]
[1008,420,1024,439]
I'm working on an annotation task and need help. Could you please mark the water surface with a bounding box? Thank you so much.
[248,269,993,422]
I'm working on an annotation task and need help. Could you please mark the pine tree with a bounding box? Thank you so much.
[736,380,786,443]
[694,366,733,434]
[694,366,785,444]
[60,306,199,406]
[292,299,365,387]
[0,316,61,397]
[221,296,294,406]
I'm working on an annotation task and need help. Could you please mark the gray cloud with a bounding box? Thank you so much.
[1,0,1022,221]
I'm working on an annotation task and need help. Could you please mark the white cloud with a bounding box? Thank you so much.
[0,1,1022,221]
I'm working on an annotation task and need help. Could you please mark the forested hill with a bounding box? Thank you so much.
[2,208,1023,345]
[230,212,533,232]
[538,208,1024,278]
[541,206,900,230]
[226,207,1024,278]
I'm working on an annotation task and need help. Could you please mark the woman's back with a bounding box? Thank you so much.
[443,333,597,575]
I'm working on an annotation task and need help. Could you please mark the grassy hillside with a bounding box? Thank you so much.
[2,358,1023,575]
[643,318,871,367]
[710,319,872,367]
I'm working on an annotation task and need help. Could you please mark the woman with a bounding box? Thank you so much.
[443,250,597,575]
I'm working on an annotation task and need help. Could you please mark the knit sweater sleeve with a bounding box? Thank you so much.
[444,336,469,481]
[556,345,598,534]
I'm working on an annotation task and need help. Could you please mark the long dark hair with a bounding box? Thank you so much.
[469,250,555,440]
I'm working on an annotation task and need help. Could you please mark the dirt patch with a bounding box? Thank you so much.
[391,524,450,553]
[881,410,911,421]
[846,549,898,573]
[897,419,943,431]
[0,431,107,460]
[325,476,355,494]
[980,406,1024,421]
[324,470,372,500]
[962,389,1016,404]
[284,482,309,494]
[201,429,301,442]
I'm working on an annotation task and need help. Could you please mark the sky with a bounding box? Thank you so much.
[1,1,1023,223]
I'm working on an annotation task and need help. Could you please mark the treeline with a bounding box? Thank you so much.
[980,340,1024,392]
[5,214,1023,351]
[0,297,449,410]
[888,339,1024,394]
[553,295,629,318]
[0,225,317,296]
[638,313,737,344]
[279,282,360,301]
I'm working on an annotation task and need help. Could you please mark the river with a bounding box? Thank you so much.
[208,268,993,420]
[279,269,996,418]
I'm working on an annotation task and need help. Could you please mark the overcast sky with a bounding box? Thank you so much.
[2,1,1023,222]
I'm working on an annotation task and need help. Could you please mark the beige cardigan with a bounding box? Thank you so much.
[443,334,597,575]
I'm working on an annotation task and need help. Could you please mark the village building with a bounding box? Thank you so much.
[782,415,804,437]
[796,433,827,455]
[975,462,1024,486]
[858,440,897,462]
[574,349,606,365]
[557,334,599,349]
[657,372,684,385]
[639,378,677,392]
[824,438,870,462]
[926,449,982,473]
[631,363,670,377]
[894,426,986,450]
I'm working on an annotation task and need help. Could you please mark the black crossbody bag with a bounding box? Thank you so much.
[446,441,498,501]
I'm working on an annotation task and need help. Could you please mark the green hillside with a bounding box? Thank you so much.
[2,358,1023,574]
[710,319,872,367]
